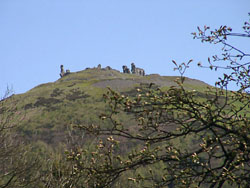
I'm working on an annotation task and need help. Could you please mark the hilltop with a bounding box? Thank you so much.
[1,66,211,146]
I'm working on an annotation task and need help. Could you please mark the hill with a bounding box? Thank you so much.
[1,66,249,188]
[1,67,211,146]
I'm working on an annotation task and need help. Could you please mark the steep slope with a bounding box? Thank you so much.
[1,67,211,146]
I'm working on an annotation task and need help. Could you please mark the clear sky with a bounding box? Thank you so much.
[1,0,249,96]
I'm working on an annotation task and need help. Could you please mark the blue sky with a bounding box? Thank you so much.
[1,0,249,96]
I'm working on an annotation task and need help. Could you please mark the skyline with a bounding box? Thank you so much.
[1,0,249,96]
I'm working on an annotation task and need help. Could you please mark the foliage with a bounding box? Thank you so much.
[65,15,250,188]
[0,94,41,188]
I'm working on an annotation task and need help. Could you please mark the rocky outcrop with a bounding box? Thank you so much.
[104,66,111,70]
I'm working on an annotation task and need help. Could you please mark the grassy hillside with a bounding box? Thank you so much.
[2,67,249,188]
[1,67,211,146]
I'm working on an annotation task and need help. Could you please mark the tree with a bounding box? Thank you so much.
[65,15,250,188]
[0,89,41,188]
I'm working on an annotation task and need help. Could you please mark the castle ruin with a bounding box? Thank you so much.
[122,65,130,74]
[122,63,145,76]
[60,65,70,77]
[131,62,145,76]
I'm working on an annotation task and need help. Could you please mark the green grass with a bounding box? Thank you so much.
[0,68,221,146]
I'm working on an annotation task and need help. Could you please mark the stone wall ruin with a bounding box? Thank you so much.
[60,65,70,77]
[122,63,145,76]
